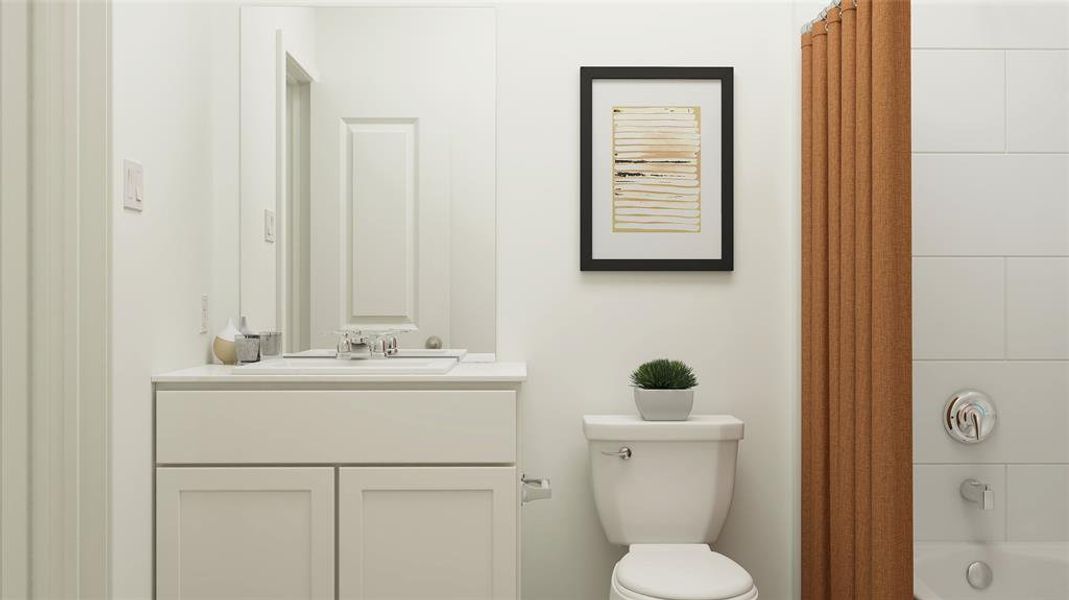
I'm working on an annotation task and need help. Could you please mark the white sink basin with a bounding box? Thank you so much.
[233,357,458,375]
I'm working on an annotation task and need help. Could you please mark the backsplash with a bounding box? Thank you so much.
[911,1,1069,543]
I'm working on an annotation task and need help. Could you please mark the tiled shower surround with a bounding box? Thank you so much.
[911,1,1069,543]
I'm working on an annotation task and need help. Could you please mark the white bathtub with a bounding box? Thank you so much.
[915,542,1069,599]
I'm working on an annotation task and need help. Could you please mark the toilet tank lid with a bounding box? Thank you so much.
[583,415,744,441]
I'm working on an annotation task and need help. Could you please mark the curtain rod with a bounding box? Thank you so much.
[801,0,858,35]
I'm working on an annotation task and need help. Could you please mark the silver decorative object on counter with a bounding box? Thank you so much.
[258,331,282,357]
[235,334,260,364]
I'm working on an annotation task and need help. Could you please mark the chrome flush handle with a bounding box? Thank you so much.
[601,446,632,460]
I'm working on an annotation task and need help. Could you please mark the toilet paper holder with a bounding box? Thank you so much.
[521,474,552,504]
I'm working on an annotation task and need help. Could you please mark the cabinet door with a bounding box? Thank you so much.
[156,467,334,600]
[338,467,517,600]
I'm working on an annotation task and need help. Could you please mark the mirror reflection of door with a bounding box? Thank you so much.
[306,8,495,352]
[332,117,445,351]
[240,7,496,354]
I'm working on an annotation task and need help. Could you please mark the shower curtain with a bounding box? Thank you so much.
[801,1,911,598]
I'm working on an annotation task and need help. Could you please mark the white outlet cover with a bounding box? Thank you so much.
[264,209,276,243]
[123,159,144,212]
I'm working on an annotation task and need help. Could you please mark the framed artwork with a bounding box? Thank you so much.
[580,66,734,271]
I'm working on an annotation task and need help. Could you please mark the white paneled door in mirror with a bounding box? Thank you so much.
[240,7,495,352]
[339,118,440,344]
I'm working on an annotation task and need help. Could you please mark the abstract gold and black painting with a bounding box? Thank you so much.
[611,106,701,233]
[581,66,732,271]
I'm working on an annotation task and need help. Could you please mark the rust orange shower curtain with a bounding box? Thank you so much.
[801,1,911,598]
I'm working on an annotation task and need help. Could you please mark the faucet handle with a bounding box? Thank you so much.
[960,405,984,441]
[944,390,996,444]
[333,330,352,351]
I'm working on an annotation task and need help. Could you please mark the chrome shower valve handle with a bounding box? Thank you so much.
[944,389,996,444]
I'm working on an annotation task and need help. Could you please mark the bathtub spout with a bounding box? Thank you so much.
[960,479,993,511]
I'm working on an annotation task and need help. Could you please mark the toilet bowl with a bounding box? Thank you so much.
[609,545,757,600]
[583,416,756,600]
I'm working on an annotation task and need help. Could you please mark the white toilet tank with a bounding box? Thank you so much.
[583,415,744,546]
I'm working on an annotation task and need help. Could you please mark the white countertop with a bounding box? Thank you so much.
[152,359,526,384]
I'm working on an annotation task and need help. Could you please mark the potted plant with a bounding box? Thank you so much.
[629,359,698,421]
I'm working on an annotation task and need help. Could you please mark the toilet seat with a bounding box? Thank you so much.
[610,545,757,600]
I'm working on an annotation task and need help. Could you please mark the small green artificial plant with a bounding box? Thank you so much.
[629,359,698,390]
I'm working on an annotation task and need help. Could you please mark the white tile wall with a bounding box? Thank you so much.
[1007,51,1069,152]
[911,0,1069,546]
[913,361,1069,465]
[1006,258,1069,359]
[913,257,1005,360]
[912,50,1005,152]
[1007,465,1069,542]
[913,154,1069,256]
[914,464,1006,542]
[914,1,1069,51]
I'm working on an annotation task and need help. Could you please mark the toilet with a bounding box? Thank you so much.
[583,415,757,600]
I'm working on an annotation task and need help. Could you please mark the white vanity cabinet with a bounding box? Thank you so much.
[338,467,517,599]
[156,467,336,600]
[152,363,526,600]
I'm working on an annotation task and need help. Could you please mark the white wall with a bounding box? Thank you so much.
[111,3,803,598]
[239,6,317,331]
[911,0,1069,543]
[111,2,238,597]
[495,3,798,598]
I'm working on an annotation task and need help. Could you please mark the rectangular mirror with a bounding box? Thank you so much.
[239,6,496,353]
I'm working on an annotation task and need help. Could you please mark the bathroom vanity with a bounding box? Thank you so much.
[151,359,526,600]
[151,7,521,598]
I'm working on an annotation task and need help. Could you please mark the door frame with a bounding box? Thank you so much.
[1,1,31,595]
[1,0,112,595]
[281,53,314,352]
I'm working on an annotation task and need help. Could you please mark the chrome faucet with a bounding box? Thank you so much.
[379,335,399,357]
[334,329,400,359]
[335,330,367,360]
[961,479,994,511]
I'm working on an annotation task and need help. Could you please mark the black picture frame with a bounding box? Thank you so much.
[580,66,734,271]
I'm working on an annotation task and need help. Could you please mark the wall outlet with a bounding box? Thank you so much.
[264,209,276,243]
[200,294,209,334]
[123,159,144,212]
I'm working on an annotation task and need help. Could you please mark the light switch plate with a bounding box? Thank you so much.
[264,209,276,243]
[123,159,144,212]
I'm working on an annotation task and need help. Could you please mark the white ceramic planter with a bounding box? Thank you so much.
[633,388,694,421]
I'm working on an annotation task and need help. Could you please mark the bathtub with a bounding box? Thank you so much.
[915,542,1069,599]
